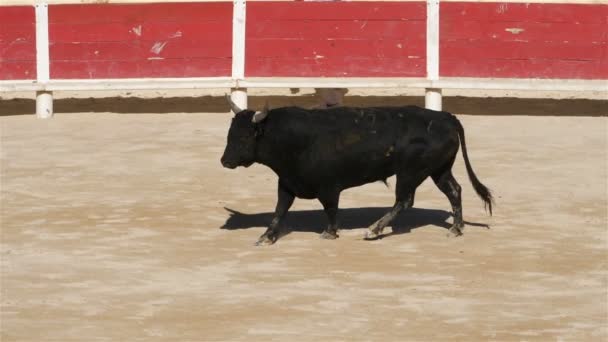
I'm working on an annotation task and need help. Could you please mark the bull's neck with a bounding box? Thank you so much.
[254,124,307,176]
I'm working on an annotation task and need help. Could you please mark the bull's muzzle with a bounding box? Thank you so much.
[221,157,237,169]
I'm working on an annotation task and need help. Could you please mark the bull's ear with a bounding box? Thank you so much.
[252,101,269,123]
[225,94,243,114]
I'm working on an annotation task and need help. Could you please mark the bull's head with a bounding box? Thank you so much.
[220,95,269,169]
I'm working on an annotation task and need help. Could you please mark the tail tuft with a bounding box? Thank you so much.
[453,116,494,215]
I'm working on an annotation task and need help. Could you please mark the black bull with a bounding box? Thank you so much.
[221,99,493,245]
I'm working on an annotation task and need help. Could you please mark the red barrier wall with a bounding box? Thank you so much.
[1,2,606,82]
[48,3,233,79]
[440,2,608,79]
[0,6,36,80]
[246,1,427,77]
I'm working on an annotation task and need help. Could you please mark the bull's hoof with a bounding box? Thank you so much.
[446,226,463,238]
[254,234,277,246]
[320,231,339,240]
[364,230,380,240]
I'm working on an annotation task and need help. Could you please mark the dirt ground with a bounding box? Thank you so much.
[1,96,607,341]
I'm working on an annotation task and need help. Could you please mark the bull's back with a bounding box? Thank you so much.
[298,107,445,188]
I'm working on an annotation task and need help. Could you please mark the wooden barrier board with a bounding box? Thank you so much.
[440,2,608,79]
[245,1,427,77]
[0,6,36,80]
[48,2,233,79]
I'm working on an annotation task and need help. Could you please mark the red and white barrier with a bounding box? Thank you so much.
[1,0,606,118]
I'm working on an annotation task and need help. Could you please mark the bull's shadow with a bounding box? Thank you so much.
[221,206,489,239]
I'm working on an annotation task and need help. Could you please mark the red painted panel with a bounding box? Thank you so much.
[0,6,35,25]
[441,59,605,80]
[48,3,232,79]
[51,41,230,61]
[248,2,426,20]
[249,21,425,40]
[0,25,36,44]
[440,3,608,79]
[248,39,425,59]
[442,21,605,43]
[0,61,36,80]
[441,40,605,61]
[248,57,425,77]
[51,59,231,79]
[49,3,231,24]
[1,41,36,61]
[0,6,36,80]
[50,22,231,43]
[441,2,607,24]
[246,1,427,77]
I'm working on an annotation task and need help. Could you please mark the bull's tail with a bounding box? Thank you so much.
[453,116,494,215]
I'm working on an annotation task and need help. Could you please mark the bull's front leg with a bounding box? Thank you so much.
[256,181,295,246]
[318,189,341,240]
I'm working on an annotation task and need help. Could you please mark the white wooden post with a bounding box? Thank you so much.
[425,88,442,111]
[36,91,53,118]
[231,0,247,110]
[230,88,248,112]
[35,3,52,118]
[426,0,441,110]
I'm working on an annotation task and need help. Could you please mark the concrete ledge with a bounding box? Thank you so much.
[3,77,605,93]
[0,78,235,92]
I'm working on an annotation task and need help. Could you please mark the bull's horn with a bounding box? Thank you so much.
[252,101,269,123]
[225,94,243,114]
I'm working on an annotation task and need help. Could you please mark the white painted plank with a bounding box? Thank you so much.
[0,81,42,92]
[35,3,50,83]
[426,0,439,81]
[238,77,432,88]
[1,77,606,93]
[44,78,236,91]
[232,0,246,80]
[435,77,608,92]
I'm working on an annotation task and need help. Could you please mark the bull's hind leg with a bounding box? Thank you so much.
[364,172,425,240]
[256,181,295,246]
[363,198,407,240]
[432,170,464,237]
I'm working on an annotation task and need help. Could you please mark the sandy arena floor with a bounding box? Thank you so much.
[1,102,607,340]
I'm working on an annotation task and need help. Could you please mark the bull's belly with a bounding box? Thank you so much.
[276,176,319,200]
[279,172,394,200]
[281,163,396,199]
[339,167,395,190]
